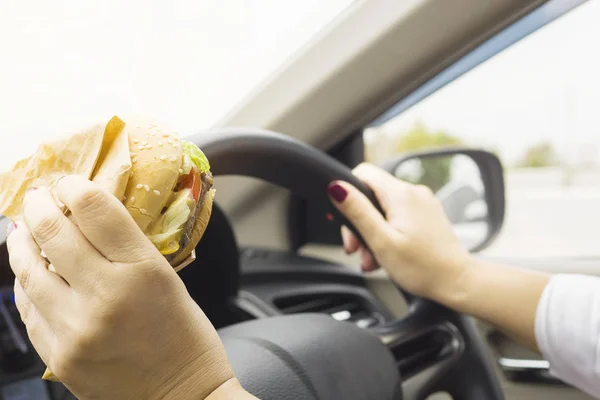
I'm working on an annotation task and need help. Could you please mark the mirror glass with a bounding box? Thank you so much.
[394,154,489,250]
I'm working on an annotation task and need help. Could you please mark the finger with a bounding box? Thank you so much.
[7,222,69,319]
[13,279,32,324]
[54,175,159,264]
[14,280,54,365]
[360,246,379,272]
[352,163,413,218]
[21,187,106,287]
[341,225,360,254]
[328,181,398,255]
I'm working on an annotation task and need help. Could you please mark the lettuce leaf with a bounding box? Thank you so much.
[182,141,210,173]
[148,188,194,255]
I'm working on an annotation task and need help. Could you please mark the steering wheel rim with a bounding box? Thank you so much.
[189,128,504,400]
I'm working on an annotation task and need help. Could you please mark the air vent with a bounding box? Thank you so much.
[273,293,384,329]
[390,327,456,380]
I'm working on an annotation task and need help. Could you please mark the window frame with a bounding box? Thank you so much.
[368,0,589,130]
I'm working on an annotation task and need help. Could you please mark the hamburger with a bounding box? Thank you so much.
[122,122,214,268]
[0,115,215,270]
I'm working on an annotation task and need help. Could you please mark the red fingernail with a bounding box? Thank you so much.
[328,183,348,203]
[6,221,17,237]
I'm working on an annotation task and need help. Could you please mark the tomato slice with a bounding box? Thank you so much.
[179,166,201,201]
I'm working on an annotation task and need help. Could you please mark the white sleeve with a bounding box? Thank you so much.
[535,273,600,398]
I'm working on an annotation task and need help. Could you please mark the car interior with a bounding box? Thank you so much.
[0,0,598,399]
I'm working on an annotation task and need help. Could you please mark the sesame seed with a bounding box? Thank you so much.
[130,152,137,157]
[137,145,145,150]
[170,156,179,162]
[141,141,148,146]
[178,168,184,174]
[136,124,141,128]
[136,184,143,189]
[159,155,167,160]
[158,141,164,146]
[140,208,147,214]
[162,133,170,137]
[133,139,139,144]
[132,157,138,163]
[167,139,173,145]
[151,131,156,136]
[144,185,150,192]
[122,196,127,201]
[130,196,136,204]
[146,145,153,150]
[153,190,161,196]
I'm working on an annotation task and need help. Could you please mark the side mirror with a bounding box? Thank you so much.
[380,148,505,252]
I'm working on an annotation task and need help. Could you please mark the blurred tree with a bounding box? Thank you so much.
[375,122,464,192]
[517,142,559,168]
[392,122,462,153]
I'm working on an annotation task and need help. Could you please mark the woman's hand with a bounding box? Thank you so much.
[6,176,241,400]
[329,162,550,350]
[328,163,473,301]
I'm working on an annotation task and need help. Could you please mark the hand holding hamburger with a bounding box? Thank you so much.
[0,116,215,382]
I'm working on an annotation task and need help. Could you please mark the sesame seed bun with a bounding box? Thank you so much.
[122,120,183,233]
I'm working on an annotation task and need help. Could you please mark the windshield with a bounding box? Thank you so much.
[363,0,600,259]
[0,0,354,171]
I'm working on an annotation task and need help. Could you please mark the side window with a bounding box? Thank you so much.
[363,0,600,258]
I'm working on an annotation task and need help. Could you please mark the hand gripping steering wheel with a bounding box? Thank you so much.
[188,128,504,400]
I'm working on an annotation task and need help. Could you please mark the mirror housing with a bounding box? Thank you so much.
[379,148,505,253]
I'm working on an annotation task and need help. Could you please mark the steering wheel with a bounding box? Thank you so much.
[189,128,504,400]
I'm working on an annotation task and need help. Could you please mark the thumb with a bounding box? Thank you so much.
[328,181,397,253]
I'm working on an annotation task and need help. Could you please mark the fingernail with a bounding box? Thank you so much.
[6,221,17,237]
[328,183,348,203]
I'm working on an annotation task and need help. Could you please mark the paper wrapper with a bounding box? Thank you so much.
[0,116,131,220]
[0,116,209,382]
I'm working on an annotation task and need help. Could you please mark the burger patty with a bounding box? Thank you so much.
[166,171,213,264]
